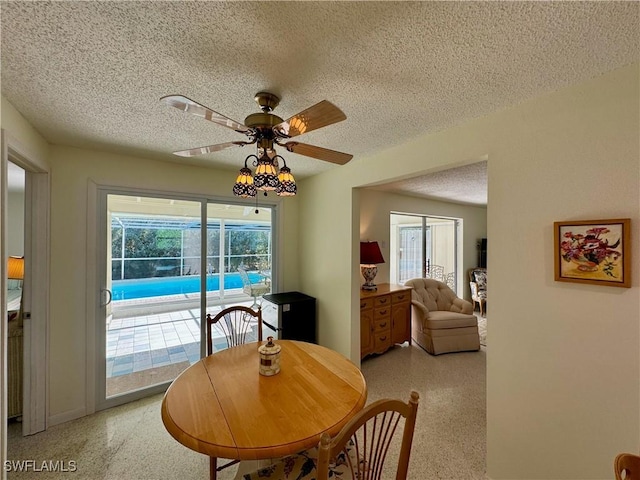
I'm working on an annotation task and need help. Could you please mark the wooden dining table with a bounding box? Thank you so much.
[161,340,367,480]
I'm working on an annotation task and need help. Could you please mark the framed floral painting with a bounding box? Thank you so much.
[554,218,631,288]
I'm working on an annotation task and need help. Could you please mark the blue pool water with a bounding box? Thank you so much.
[112,273,262,301]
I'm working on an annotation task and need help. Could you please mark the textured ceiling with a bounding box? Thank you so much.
[371,161,488,206]
[1,2,638,204]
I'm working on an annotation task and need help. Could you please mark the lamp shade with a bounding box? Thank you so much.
[253,156,279,191]
[360,241,385,265]
[7,256,24,280]
[233,166,257,198]
[275,157,296,197]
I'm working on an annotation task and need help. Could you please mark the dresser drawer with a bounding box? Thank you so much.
[391,290,410,304]
[373,306,390,320]
[373,295,391,308]
[373,332,392,352]
[360,284,412,359]
[360,298,373,310]
[373,318,390,333]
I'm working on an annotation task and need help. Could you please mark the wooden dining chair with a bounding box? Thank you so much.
[205,305,263,354]
[615,452,640,480]
[241,390,420,480]
[205,305,263,479]
[316,390,420,480]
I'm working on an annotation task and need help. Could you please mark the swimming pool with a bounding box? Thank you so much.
[111,273,263,301]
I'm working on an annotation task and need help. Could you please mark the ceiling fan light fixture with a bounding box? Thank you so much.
[233,156,257,198]
[275,157,297,197]
[162,90,352,199]
[253,154,279,191]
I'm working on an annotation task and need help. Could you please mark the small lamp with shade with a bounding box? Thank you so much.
[360,241,385,291]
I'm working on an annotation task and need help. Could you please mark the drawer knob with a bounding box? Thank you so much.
[380,336,387,341]
[380,322,387,328]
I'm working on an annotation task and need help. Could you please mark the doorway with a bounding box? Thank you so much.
[2,135,50,444]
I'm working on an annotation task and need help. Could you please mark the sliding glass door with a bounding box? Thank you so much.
[390,213,460,293]
[103,195,202,402]
[204,203,272,353]
[97,192,274,410]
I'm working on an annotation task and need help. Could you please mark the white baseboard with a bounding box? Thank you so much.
[48,407,86,427]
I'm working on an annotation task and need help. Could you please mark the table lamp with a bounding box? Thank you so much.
[7,256,25,319]
[360,241,385,291]
[7,256,24,281]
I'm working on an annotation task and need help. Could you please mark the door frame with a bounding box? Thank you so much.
[1,130,50,444]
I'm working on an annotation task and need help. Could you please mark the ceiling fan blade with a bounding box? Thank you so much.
[173,141,249,157]
[161,95,251,134]
[280,142,353,165]
[273,100,347,138]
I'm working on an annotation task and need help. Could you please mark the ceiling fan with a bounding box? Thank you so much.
[160,91,353,165]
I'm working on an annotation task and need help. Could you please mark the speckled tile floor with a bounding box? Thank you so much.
[7,337,487,479]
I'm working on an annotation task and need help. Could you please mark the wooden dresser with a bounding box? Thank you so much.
[360,283,412,359]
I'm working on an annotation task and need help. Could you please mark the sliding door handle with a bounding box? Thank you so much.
[100,289,112,307]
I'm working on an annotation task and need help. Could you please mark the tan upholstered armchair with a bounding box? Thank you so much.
[404,278,479,355]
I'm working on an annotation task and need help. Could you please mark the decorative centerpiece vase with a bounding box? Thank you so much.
[258,336,281,376]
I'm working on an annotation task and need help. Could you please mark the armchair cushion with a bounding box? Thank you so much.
[425,311,478,330]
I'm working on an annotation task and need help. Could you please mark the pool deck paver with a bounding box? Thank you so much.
[106,298,258,379]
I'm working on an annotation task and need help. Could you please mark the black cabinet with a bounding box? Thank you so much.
[478,238,487,268]
[261,292,316,343]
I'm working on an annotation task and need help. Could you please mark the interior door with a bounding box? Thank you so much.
[2,136,49,438]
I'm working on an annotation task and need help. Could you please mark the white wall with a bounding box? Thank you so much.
[359,188,487,299]
[1,97,50,169]
[299,64,639,479]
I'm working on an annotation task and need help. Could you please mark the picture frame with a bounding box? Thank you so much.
[554,218,631,288]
